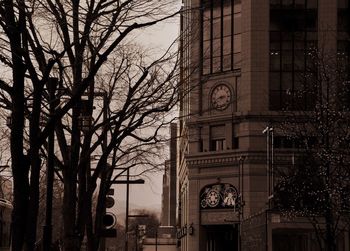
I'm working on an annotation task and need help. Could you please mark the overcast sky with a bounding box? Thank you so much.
[114,12,180,216]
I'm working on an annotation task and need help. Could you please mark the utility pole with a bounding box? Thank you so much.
[125,168,130,251]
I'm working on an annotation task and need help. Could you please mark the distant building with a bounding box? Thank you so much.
[0,175,12,250]
[141,124,178,250]
[161,123,177,229]
[0,176,12,201]
[178,0,350,251]
[161,160,171,226]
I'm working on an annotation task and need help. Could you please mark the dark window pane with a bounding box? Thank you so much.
[270,41,281,50]
[306,92,316,110]
[281,31,293,40]
[306,10,317,30]
[270,31,281,42]
[282,72,293,90]
[282,50,293,71]
[306,31,317,41]
[294,50,305,70]
[282,40,292,50]
[270,0,281,8]
[232,137,239,149]
[338,10,350,31]
[270,52,281,71]
[270,73,281,89]
[307,0,317,9]
[295,0,305,8]
[294,11,306,31]
[269,0,317,111]
[338,0,349,9]
[294,74,305,90]
[274,136,283,148]
[282,0,293,8]
[270,10,283,31]
[281,91,293,110]
[270,90,281,110]
[293,91,306,110]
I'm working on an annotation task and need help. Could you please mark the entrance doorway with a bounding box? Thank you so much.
[204,224,239,251]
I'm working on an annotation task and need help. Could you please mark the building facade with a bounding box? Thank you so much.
[177,0,350,251]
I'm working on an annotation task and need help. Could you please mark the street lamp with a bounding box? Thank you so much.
[262,126,274,209]
[238,155,245,251]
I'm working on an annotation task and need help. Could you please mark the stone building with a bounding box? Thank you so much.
[177,0,350,250]
[161,123,177,229]
[140,124,178,250]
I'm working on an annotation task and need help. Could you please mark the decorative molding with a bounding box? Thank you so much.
[186,151,301,168]
[186,152,265,168]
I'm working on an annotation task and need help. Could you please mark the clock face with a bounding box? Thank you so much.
[211,84,231,110]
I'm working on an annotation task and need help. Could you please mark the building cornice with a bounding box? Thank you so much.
[185,150,301,169]
[185,111,316,126]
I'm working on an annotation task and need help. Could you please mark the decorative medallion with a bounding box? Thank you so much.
[200,183,240,211]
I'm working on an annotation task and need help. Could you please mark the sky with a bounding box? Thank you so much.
[112,11,181,217]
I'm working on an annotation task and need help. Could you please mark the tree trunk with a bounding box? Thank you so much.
[24,154,41,251]
[63,106,80,251]
[62,177,79,251]
[11,158,30,251]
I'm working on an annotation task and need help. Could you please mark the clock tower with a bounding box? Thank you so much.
[177,0,269,250]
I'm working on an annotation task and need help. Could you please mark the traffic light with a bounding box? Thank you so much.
[105,188,115,208]
[99,188,117,237]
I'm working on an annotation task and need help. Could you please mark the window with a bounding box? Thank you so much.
[337,0,350,108]
[202,0,241,75]
[210,125,226,151]
[232,137,239,149]
[269,0,318,111]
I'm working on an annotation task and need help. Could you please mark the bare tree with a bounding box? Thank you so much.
[0,1,181,250]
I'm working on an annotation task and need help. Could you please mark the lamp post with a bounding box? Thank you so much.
[262,126,274,209]
[43,77,58,251]
[155,228,158,251]
[238,155,245,251]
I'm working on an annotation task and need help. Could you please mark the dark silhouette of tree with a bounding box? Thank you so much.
[272,48,350,251]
